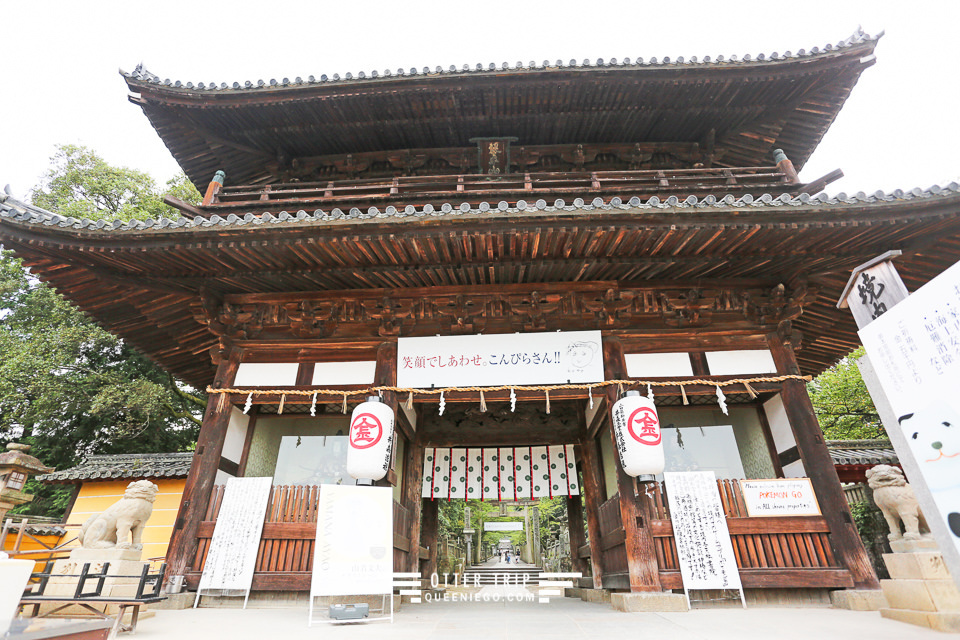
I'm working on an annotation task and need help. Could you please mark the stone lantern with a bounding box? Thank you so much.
[0,443,54,524]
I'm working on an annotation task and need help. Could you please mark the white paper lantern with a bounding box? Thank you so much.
[346,396,396,481]
[611,390,665,477]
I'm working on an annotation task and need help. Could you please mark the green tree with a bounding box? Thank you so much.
[0,251,203,516]
[29,144,201,221]
[808,347,884,439]
[1,145,205,517]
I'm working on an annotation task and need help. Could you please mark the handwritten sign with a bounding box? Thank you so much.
[196,477,273,604]
[397,331,603,388]
[741,479,820,516]
[311,485,393,596]
[664,471,743,599]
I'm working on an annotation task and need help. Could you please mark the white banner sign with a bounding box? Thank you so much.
[740,479,821,517]
[311,485,393,596]
[422,445,579,500]
[859,258,960,555]
[397,330,603,388]
[483,521,524,531]
[664,471,743,594]
[197,477,273,597]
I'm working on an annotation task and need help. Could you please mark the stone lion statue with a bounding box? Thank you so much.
[78,480,159,550]
[865,464,925,541]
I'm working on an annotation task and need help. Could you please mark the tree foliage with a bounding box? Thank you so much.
[1,145,205,517]
[808,347,885,439]
[30,144,200,221]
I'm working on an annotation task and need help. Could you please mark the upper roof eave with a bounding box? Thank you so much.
[121,28,881,98]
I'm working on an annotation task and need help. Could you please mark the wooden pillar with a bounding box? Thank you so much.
[577,438,606,589]
[374,342,399,487]
[766,329,879,589]
[421,498,440,579]
[165,348,240,584]
[402,434,425,574]
[565,494,589,576]
[602,337,661,592]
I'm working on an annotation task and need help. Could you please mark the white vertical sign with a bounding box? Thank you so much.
[311,485,393,596]
[859,259,960,560]
[196,477,273,607]
[664,471,744,606]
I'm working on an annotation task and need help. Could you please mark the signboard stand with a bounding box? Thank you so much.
[664,471,746,609]
[194,477,273,609]
[308,485,395,626]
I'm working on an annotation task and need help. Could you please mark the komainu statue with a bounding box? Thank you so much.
[865,464,925,541]
[78,480,160,550]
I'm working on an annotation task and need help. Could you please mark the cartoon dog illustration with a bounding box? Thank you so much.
[899,404,960,538]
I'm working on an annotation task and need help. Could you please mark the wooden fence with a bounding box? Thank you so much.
[591,479,852,590]
[188,485,413,591]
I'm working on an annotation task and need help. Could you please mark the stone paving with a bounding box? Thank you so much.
[129,587,951,640]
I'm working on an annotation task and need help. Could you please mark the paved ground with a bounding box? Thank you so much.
[130,590,948,640]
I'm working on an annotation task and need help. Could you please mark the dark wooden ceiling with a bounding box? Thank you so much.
[125,40,877,191]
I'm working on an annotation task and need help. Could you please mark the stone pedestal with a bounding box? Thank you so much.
[878,538,960,632]
[829,589,888,611]
[38,548,156,621]
[610,592,688,612]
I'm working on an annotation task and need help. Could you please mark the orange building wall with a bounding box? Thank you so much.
[3,531,66,571]
[62,478,186,562]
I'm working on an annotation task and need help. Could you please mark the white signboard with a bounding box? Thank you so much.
[484,521,524,531]
[741,478,821,517]
[397,330,603,388]
[311,485,393,596]
[664,471,744,606]
[859,259,960,558]
[195,477,273,607]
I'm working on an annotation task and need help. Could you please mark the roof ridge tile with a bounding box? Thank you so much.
[4,180,960,233]
[122,29,881,93]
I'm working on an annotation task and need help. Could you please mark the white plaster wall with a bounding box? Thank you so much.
[705,350,777,375]
[222,406,248,464]
[625,352,693,377]
[233,362,300,386]
[762,394,805,476]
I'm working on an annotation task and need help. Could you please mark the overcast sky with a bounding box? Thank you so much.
[2,0,957,203]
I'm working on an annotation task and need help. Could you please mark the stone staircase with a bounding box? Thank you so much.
[462,564,542,586]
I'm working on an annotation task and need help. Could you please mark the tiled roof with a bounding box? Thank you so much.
[3,183,958,234]
[122,28,880,92]
[37,453,193,484]
[826,440,900,466]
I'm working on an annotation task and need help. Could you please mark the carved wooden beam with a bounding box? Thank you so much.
[198,281,815,341]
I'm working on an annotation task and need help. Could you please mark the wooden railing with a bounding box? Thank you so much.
[207,167,795,210]
[590,479,852,590]
[189,484,412,591]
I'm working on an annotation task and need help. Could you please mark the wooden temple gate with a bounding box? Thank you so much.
[7,31,933,600]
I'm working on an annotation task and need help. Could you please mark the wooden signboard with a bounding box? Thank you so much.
[740,478,821,516]
[664,471,745,608]
[194,477,273,608]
